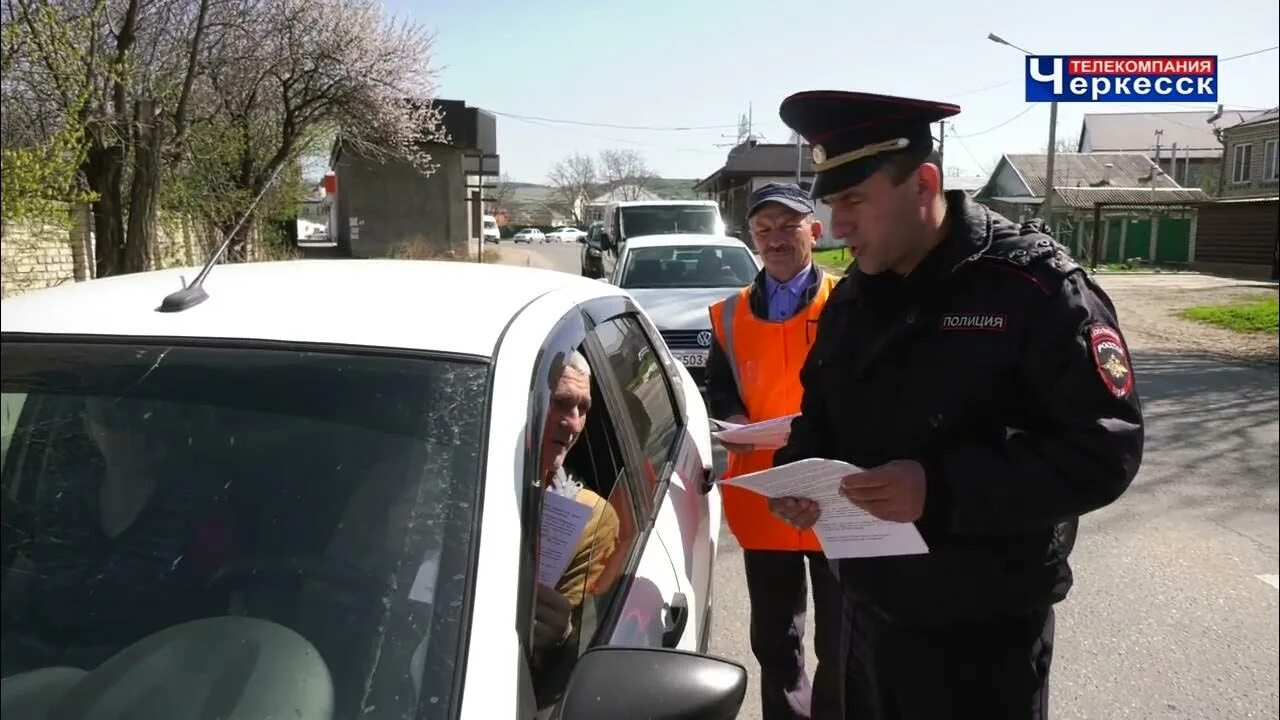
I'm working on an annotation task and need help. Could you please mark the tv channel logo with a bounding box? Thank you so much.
[1026,55,1217,102]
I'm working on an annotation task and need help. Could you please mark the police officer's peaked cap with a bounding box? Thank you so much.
[779,90,960,201]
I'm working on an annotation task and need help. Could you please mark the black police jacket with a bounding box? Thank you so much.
[775,191,1145,626]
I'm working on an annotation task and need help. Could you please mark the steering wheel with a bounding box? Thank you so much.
[207,557,388,607]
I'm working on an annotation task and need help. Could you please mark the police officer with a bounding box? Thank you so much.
[706,182,845,720]
[767,91,1145,720]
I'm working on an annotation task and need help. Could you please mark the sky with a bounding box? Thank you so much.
[381,0,1280,185]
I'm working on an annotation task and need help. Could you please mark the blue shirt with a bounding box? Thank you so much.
[763,264,816,322]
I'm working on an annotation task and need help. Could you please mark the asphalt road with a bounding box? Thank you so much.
[515,243,1280,719]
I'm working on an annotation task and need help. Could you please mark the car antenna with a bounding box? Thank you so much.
[158,161,289,313]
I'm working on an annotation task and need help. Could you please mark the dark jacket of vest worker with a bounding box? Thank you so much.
[775,190,1145,626]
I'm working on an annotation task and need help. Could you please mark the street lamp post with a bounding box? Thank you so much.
[988,33,1058,224]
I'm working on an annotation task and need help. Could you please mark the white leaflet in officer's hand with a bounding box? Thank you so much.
[709,418,743,431]
[712,413,799,450]
[721,458,930,559]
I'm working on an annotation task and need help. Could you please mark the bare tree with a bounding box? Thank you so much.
[598,148,656,200]
[1047,133,1081,154]
[489,171,515,214]
[2,0,213,275]
[547,152,596,226]
[4,0,444,272]
[190,0,445,258]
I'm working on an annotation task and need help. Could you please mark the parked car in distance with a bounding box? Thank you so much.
[610,234,762,390]
[0,259,741,720]
[546,226,588,243]
[513,228,544,244]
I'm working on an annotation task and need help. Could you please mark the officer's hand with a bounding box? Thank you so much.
[533,583,574,649]
[768,497,820,530]
[716,414,754,454]
[839,460,927,523]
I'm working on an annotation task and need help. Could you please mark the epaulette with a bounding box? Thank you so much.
[986,220,1081,278]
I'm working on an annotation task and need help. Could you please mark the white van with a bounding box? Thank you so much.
[600,200,725,252]
[482,215,501,244]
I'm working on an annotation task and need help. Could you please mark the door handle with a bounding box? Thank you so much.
[661,592,689,648]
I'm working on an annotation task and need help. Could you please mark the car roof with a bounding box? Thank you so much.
[622,233,748,250]
[610,200,717,208]
[0,259,619,357]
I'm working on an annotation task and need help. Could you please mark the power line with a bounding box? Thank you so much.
[946,79,1018,101]
[949,129,991,176]
[952,104,1041,139]
[479,108,739,132]
[500,112,723,156]
[1221,46,1279,62]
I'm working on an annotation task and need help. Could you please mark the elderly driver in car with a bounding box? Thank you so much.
[532,350,622,655]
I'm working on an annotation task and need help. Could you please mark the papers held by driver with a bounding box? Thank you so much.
[536,490,594,587]
[720,458,929,560]
[712,413,799,450]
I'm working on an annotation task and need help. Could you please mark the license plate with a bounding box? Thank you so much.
[679,351,708,368]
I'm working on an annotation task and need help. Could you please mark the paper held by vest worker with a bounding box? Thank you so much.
[711,413,799,450]
[720,458,930,559]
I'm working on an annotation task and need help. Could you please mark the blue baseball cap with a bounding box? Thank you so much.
[746,182,814,219]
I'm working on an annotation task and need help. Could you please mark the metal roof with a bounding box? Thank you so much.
[1226,107,1279,130]
[1002,152,1179,196]
[1080,111,1221,153]
[695,142,815,190]
[1053,186,1209,209]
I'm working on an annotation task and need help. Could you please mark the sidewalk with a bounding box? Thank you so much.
[468,243,553,270]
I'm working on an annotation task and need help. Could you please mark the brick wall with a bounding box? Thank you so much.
[2,207,281,299]
[0,206,91,298]
[1221,120,1280,198]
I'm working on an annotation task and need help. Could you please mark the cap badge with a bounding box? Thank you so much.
[812,137,911,172]
[811,145,827,164]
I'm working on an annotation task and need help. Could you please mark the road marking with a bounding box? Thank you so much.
[1257,574,1280,590]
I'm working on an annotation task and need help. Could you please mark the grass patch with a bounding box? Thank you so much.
[813,247,852,273]
[1183,296,1279,333]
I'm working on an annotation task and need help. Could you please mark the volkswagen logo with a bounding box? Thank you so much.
[696,331,713,348]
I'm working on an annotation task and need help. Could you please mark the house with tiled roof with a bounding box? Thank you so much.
[977,152,1208,265]
[1077,111,1223,190]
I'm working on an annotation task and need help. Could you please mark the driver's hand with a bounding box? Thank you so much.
[533,584,574,649]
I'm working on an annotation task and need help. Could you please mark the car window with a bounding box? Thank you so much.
[619,206,718,238]
[619,244,758,289]
[1,341,486,719]
[590,316,680,505]
[525,337,642,711]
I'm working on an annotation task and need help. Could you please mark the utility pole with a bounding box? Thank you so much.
[988,33,1057,225]
[938,120,946,164]
[795,131,803,183]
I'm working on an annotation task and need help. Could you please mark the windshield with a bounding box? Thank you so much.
[619,245,758,289]
[0,340,487,719]
[619,206,718,239]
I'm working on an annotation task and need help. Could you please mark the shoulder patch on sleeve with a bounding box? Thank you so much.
[1089,324,1134,398]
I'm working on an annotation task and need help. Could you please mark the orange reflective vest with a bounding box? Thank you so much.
[709,270,840,552]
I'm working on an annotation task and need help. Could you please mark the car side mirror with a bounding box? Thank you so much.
[559,647,746,720]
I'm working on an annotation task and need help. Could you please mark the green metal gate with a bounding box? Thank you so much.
[1156,217,1192,263]
[1124,218,1152,261]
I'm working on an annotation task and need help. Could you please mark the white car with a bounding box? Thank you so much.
[545,227,587,243]
[0,260,742,720]
[512,228,544,244]
[610,234,763,390]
